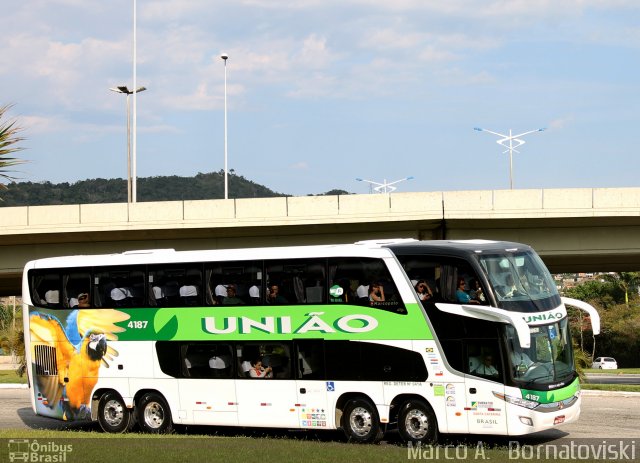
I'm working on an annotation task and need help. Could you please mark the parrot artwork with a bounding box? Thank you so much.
[29,308,130,421]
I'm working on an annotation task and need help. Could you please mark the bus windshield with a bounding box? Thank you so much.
[504,318,574,388]
[478,250,560,312]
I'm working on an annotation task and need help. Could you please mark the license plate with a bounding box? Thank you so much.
[554,415,565,425]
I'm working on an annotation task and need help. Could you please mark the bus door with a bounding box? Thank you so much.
[294,340,331,430]
[234,343,299,428]
[179,343,238,426]
[464,341,507,434]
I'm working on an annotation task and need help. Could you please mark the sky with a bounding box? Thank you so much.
[1,0,639,196]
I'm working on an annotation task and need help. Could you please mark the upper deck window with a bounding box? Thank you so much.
[478,250,560,312]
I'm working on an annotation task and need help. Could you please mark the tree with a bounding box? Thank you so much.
[602,272,640,308]
[0,104,26,192]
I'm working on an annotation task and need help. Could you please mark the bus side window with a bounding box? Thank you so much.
[207,261,264,306]
[329,257,407,314]
[94,267,145,308]
[265,259,326,305]
[466,340,502,380]
[30,271,61,309]
[63,270,91,308]
[295,339,325,380]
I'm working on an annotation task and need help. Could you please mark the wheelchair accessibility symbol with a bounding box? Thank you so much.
[326,381,335,392]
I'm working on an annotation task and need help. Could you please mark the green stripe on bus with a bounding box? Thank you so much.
[114,303,432,341]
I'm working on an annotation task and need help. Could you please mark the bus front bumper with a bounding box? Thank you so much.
[506,393,581,435]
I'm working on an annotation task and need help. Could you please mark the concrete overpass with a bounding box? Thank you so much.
[2,187,640,296]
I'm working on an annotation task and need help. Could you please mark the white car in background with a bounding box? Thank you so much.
[591,357,618,369]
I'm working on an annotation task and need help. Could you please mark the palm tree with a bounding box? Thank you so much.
[602,272,640,307]
[0,104,26,191]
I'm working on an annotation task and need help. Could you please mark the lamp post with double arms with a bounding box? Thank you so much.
[109,85,147,203]
[221,53,229,200]
[474,127,546,189]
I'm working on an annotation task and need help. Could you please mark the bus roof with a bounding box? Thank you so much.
[384,239,534,259]
[24,242,398,270]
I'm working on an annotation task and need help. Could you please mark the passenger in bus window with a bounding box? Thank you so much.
[249,359,273,378]
[473,354,499,376]
[510,349,533,375]
[77,292,90,308]
[152,285,166,306]
[249,284,260,304]
[222,284,245,305]
[356,282,369,302]
[267,285,288,304]
[44,289,59,306]
[456,278,479,305]
[369,282,385,303]
[469,279,485,303]
[111,285,133,307]
[179,280,199,306]
[415,280,433,302]
[497,274,518,298]
[215,283,228,304]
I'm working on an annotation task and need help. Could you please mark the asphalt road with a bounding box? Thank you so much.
[0,388,638,441]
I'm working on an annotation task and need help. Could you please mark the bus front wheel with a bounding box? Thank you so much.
[398,399,437,445]
[342,398,383,443]
[97,391,133,433]
[137,392,173,434]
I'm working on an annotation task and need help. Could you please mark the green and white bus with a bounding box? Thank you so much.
[23,239,599,443]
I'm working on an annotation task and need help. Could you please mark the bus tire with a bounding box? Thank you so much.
[97,391,133,433]
[137,392,173,434]
[398,399,437,445]
[342,398,383,443]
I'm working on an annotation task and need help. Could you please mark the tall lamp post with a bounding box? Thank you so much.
[355,176,414,194]
[474,127,545,189]
[110,85,147,203]
[221,53,229,200]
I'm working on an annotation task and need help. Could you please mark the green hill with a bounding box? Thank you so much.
[0,171,287,206]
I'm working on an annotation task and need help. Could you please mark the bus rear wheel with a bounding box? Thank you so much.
[398,399,437,445]
[342,398,383,443]
[97,391,133,433]
[137,392,173,434]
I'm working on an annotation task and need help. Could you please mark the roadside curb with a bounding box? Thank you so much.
[581,389,640,397]
[0,384,28,389]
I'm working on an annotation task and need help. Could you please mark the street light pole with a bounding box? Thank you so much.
[221,53,229,200]
[132,0,138,203]
[474,127,546,189]
[110,86,147,203]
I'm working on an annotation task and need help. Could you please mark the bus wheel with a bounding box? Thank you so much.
[398,400,437,445]
[137,393,173,434]
[97,392,133,433]
[342,398,383,443]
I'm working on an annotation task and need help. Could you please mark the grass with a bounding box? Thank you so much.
[0,369,26,384]
[580,384,640,393]
[0,429,514,463]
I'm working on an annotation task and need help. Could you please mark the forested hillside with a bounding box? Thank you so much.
[0,171,285,206]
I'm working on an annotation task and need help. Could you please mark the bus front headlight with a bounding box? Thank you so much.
[493,392,538,410]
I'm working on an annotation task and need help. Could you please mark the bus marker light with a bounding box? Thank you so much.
[519,417,533,426]
[554,415,565,425]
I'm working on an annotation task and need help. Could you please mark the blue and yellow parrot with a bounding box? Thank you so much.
[29,309,130,420]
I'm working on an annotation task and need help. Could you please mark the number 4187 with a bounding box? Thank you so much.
[127,320,148,329]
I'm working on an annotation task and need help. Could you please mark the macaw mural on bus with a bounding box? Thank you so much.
[29,309,130,420]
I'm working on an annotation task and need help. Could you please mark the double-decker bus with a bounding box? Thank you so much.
[22,239,599,443]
